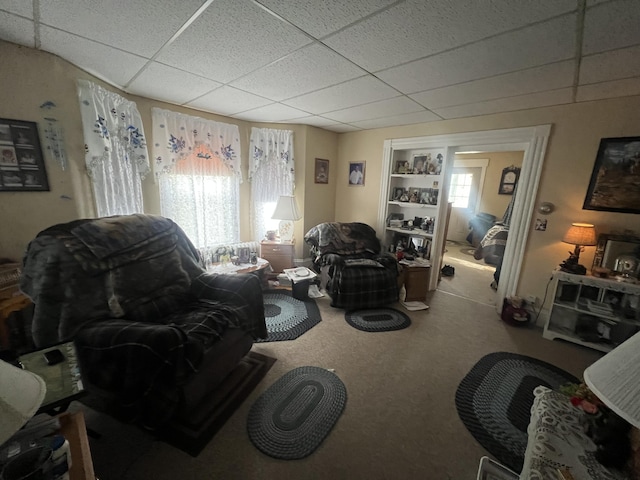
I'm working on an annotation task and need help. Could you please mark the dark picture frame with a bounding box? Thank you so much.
[498,166,520,195]
[314,158,329,184]
[0,118,49,192]
[583,137,640,214]
[348,161,365,186]
[591,233,640,273]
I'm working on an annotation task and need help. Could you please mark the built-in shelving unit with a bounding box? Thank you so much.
[378,138,452,291]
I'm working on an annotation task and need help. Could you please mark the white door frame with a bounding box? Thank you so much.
[378,125,552,313]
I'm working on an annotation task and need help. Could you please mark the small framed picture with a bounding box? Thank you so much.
[349,161,365,186]
[391,187,405,201]
[314,158,329,184]
[394,159,411,174]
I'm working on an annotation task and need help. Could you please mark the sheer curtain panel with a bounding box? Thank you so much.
[249,128,295,242]
[77,80,150,217]
[152,108,241,248]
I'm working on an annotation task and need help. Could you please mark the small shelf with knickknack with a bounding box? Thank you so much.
[378,138,451,291]
[542,269,640,353]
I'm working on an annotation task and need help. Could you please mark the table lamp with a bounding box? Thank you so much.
[560,222,597,275]
[271,195,301,243]
[584,331,640,428]
[0,360,46,446]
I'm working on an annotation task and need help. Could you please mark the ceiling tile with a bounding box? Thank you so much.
[283,76,398,114]
[288,116,341,127]
[156,0,312,84]
[433,88,574,119]
[580,45,640,85]
[377,15,576,93]
[583,0,640,55]
[39,0,205,58]
[325,124,362,133]
[0,12,34,47]
[40,26,148,87]
[127,63,222,105]
[232,103,310,122]
[324,0,577,72]
[230,43,364,101]
[186,86,273,116]
[255,0,397,38]
[323,96,424,123]
[577,77,640,102]
[1,1,33,18]
[411,61,575,109]
[351,110,441,130]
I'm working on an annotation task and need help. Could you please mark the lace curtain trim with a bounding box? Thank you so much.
[152,108,241,181]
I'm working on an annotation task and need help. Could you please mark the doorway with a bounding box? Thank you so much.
[438,151,524,306]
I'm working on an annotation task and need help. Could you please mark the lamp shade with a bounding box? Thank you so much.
[271,195,301,221]
[562,223,597,246]
[584,331,640,428]
[0,360,46,446]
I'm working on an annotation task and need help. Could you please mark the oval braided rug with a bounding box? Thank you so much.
[455,352,578,472]
[247,366,347,459]
[345,307,411,332]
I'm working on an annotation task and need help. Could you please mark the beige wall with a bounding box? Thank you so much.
[4,39,640,307]
[0,41,333,261]
[336,98,640,304]
[456,151,524,220]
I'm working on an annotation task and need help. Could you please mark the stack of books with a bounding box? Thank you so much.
[0,262,21,299]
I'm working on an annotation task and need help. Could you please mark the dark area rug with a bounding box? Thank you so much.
[345,307,411,332]
[257,290,321,342]
[247,366,347,459]
[455,352,578,472]
[162,350,276,456]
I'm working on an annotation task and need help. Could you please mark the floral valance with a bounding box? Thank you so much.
[152,108,241,181]
[77,79,150,179]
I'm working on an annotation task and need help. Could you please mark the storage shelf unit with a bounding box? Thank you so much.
[378,138,451,291]
[542,270,640,353]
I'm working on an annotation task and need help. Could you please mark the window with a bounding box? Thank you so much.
[159,161,239,248]
[449,173,473,208]
[152,108,242,248]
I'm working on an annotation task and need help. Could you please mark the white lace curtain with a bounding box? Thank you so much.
[77,80,150,217]
[249,128,295,242]
[152,108,241,248]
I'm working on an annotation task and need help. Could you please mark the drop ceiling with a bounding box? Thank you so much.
[1,0,639,133]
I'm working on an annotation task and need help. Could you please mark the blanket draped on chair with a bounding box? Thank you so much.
[21,214,266,425]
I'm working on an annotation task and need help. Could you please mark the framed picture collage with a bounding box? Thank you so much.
[0,118,49,192]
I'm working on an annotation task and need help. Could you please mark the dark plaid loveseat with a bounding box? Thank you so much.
[304,222,400,310]
[20,214,267,427]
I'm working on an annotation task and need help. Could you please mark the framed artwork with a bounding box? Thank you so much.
[391,187,405,201]
[394,159,411,174]
[0,118,49,192]
[348,161,365,186]
[314,158,329,184]
[583,137,640,213]
[498,166,520,195]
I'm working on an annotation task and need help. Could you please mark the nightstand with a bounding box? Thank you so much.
[260,240,295,273]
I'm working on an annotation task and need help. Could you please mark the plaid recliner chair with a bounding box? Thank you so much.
[304,222,400,310]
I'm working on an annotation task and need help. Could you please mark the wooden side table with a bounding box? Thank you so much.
[260,240,295,273]
[0,292,31,350]
[403,265,430,302]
